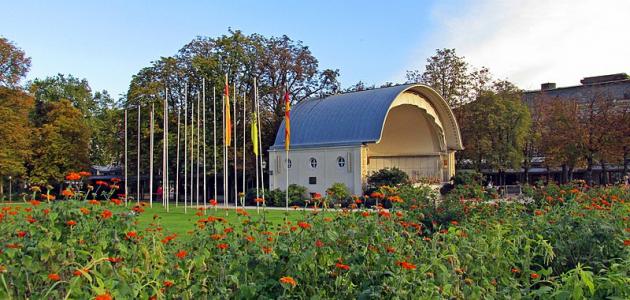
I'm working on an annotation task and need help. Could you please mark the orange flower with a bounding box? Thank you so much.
[370,192,384,199]
[397,261,416,270]
[48,273,61,281]
[95,180,109,187]
[530,273,540,279]
[209,199,218,206]
[262,246,272,254]
[88,200,100,205]
[79,171,91,177]
[534,210,544,216]
[450,220,459,226]
[111,178,121,183]
[335,262,350,271]
[297,221,311,229]
[224,227,234,234]
[511,267,520,273]
[361,211,370,217]
[210,234,225,240]
[101,209,113,219]
[73,268,89,276]
[315,240,324,247]
[110,199,122,205]
[217,243,229,250]
[80,207,90,215]
[175,250,187,259]
[66,220,77,226]
[388,195,403,203]
[94,293,112,300]
[62,189,74,197]
[163,280,174,288]
[107,257,123,263]
[279,276,297,287]
[245,235,255,242]
[126,231,138,239]
[29,200,41,206]
[624,239,630,246]
[65,172,81,181]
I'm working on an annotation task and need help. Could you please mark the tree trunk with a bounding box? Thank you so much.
[568,166,574,182]
[586,155,593,186]
[523,165,530,184]
[0,177,4,198]
[600,160,608,185]
[624,147,628,176]
[561,164,568,184]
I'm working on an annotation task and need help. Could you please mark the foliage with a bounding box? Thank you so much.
[265,184,309,207]
[452,171,483,186]
[0,37,31,87]
[0,87,33,181]
[366,167,409,189]
[325,182,351,205]
[0,179,628,299]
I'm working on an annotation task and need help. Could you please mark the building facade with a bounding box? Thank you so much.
[268,84,463,195]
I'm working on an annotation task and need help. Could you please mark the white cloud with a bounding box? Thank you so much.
[427,0,630,90]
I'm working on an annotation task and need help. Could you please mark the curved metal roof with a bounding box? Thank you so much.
[271,83,462,150]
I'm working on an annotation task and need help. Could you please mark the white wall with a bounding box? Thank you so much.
[268,146,363,195]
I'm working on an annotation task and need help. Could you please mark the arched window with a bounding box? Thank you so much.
[309,157,318,168]
[337,156,346,168]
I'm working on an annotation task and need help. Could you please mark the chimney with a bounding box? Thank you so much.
[541,82,556,90]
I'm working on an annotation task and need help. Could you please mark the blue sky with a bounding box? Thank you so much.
[2,0,629,98]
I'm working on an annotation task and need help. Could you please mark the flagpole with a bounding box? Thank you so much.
[242,91,246,208]
[184,84,188,213]
[165,87,169,212]
[253,78,259,213]
[223,74,228,213]
[137,105,141,204]
[284,87,290,212]
[233,84,237,209]
[203,78,207,209]
[256,79,265,210]
[213,86,217,212]
[191,91,195,209]
[150,102,154,208]
[176,104,180,208]
[124,108,128,206]
[196,92,201,209]
[163,88,167,209]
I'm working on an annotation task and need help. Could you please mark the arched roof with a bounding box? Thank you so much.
[270,83,463,151]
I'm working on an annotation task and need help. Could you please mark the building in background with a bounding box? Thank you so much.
[268,84,463,195]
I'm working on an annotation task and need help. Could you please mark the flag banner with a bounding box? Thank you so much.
[284,90,290,151]
[251,112,259,156]
[225,76,232,146]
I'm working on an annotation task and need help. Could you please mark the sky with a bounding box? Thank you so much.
[2,0,629,98]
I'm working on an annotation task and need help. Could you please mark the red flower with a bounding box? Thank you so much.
[126,231,138,239]
[245,235,255,242]
[450,220,459,226]
[96,180,109,187]
[534,210,544,216]
[163,280,174,288]
[101,209,113,219]
[65,172,81,181]
[48,273,61,281]
[312,193,322,200]
[79,171,91,177]
[110,199,122,205]
[17,231,27,238]
[370,192,384,199]
[336,262,350,271]
[361,211,370,217]
[88,200,100,205]
[29,200,41,206]
[280,276,297,287]
[66,220,77,226]
[107,257,123,263]
[297,222,311,229]
[396,261,416,270]
[217,243,229,250]
[80,207,90,215]
[262,246,272,254]
[530,273,540,279]
[209,199,218,206]
[111,178,121,183]
[315,240,324,247]
[224,227,234,234]
[511,268,521,274]
[94,293,112,300]
[624,240,630,246]
[175,250,187,259]
[254,198,263,204]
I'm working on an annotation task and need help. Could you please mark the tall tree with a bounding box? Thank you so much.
[0,87,34,195]
[29,100,91,184]
[0,37,31,88]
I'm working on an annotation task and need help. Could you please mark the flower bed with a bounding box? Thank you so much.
[0,182,628,299]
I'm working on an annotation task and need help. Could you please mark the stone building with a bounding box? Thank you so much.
[268,84,463,195]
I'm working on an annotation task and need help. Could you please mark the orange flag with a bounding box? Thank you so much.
[224,75,232,146]
[284,90,290,151]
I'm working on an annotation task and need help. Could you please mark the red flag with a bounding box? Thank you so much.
[284,90,290,151]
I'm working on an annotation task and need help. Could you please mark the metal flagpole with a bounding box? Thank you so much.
[197,92,201,208]
[190,90,195,209]
[242,91,246,208]
[213,86,217,211]
[184,84,188,213]
[223,74,228,212]
[285,87,289,212]
[137,105,141,204]
[254,79,259,213]
[165,87,169,212]
[256,80,265,209]
[203,78,207,209]
[163,88,167,208]
[124,108,128,206]
[150,103,154,208]
[176,104,180,207]
[233,84,237,208]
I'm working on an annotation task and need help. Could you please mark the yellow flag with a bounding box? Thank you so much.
[224,76,232,146]
[251,112,258,156]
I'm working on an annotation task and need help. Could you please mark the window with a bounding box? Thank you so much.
[287,158,292,168]
[337,156,346,168]
[309,177,317,184]
[309,157,318,168]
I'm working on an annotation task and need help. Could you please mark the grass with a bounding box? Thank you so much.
[135,203,321,237]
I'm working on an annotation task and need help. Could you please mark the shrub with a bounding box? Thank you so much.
[265,184,309,207]
[366,168,409,189]
[326,182,350,206]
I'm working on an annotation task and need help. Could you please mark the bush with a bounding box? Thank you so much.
[366,168,409,189]
[452,170,483,186]
[265,184,309,207]
[326,183,350,206]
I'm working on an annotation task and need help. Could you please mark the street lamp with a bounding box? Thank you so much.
[8,176,12,202]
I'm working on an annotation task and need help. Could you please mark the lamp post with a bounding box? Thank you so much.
[8,176,12,202]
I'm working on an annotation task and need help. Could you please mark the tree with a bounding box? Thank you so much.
[29,100,91,184]
[0,37,31,88]
[406,48,469,108]
[0,87,34,196]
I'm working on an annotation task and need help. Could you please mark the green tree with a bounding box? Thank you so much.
[0,87,34,196]
[0,37,31,88]
[29,100,91,184]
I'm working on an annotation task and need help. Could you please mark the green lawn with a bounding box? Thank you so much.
[135,204,319,236]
